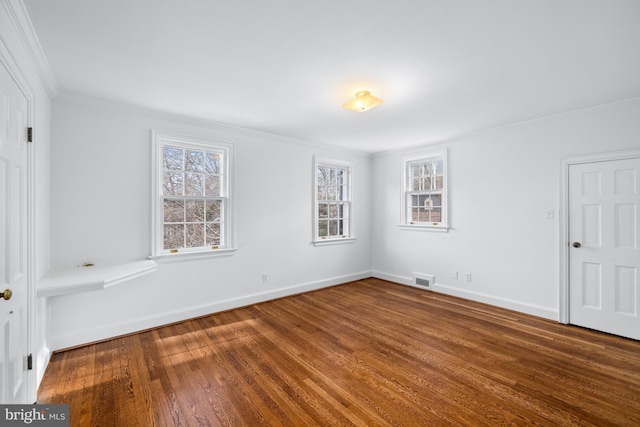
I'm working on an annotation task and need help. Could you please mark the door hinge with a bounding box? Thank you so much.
[27,127,33,143]
[27,354,33,370]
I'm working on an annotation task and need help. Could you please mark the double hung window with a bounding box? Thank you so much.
[151,131,234,259]
[402,149,448,230]
[314,157,354,245]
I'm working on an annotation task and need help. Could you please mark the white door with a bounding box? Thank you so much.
[0,60,30,403]
[569,157,640,340]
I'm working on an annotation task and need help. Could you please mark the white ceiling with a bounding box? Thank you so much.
[24,0,640,153]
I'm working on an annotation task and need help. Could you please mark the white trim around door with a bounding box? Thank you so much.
[0,35,36,404]
[559,149,640,326]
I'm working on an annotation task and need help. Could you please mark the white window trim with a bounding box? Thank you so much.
[399,148,449,232]
[313,156,356,246]
[150,130,236,262]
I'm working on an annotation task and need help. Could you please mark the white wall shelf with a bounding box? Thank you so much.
[37,260,158,297]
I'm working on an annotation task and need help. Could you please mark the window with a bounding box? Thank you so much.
[401,149,448,231]
[313,157,354,245]
[151,131,235,260]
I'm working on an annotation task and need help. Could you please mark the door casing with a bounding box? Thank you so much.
[0,37,36,404]
[559,149,640,325]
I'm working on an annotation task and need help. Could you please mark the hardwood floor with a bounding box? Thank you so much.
[38,278,640,426]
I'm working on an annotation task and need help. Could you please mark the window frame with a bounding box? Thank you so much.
[150,130,236,262]
[313,156,355,246]
[400,149,449,232]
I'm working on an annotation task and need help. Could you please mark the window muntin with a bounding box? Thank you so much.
[152,131,233,259]
[162,145,224,250]
[402,150,448,229]
[314,158,354,243]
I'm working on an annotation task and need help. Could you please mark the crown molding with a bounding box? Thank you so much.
[2,0,58,97]
[372,96,640,158]
[55,92,372,157]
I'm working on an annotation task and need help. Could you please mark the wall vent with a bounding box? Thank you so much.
[413,273,435,289]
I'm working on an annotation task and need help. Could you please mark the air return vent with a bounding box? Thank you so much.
[413,273,435,289]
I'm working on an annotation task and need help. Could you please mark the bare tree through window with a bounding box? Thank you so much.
[403,150,447,228]
[314,158,353,242]
[162,146,224,250]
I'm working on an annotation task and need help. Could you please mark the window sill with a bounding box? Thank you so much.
[313,237,356,247]
[399,224,450,233]
[149,247,237,263]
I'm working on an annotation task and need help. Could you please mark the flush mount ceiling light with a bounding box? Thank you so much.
[342,90,383,112]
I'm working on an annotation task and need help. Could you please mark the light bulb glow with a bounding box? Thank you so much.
[342,90,383,112]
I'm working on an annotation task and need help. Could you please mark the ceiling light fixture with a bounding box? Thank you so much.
[342,90,383,112]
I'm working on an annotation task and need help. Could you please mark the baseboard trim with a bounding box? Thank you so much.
[35,346,53,398]
[372,270,558,321]
[50,271,372,351]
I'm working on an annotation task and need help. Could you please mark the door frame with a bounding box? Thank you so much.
[0,38,36,403]
[559,149,640,325]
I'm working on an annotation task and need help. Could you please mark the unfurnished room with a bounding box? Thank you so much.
[1,0,639,425]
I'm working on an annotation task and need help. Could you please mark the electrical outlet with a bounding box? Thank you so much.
[465,273,472,282]
[452,270,459,279]
[262,274,268,283]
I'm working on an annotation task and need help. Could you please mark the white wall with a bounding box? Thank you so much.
[0,0,53,398]
[48,95,640,350]
[48,97,372,350]
[372,99,640,320]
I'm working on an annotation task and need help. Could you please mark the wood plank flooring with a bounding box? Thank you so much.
[38,278,640,426]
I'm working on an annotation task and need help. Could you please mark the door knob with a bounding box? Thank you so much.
[1,289,12,301]
[572,242,581,248]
